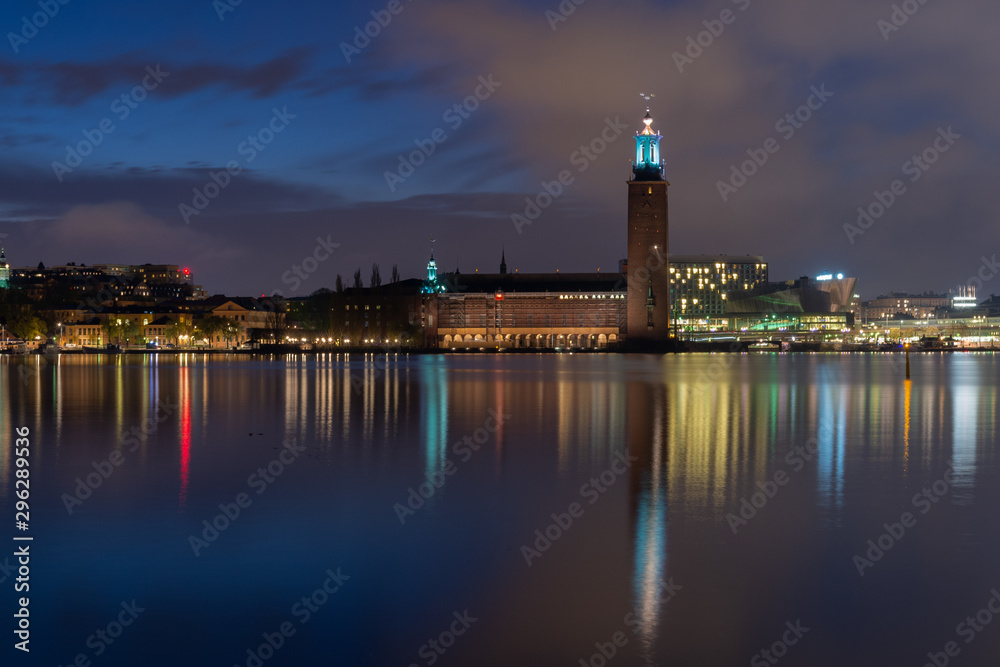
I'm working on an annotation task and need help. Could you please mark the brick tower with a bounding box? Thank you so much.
[626,109,670,341]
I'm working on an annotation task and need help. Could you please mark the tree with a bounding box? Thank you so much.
[101,319,123,346]
[120,319,140,347]
[221,319,241,347]
[335,274,344,292]
[164,322,182,345]
[6,305,45,342]
[164,321,195,345]
[262,297,286,342]
[391,264,400,284]
[353,269,362,289]
[370,263,382,288]
[198,315,225,346]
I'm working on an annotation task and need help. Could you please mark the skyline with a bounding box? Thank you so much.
[1,0,997,299]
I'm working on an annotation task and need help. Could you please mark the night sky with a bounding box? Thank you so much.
[0,0,996,298]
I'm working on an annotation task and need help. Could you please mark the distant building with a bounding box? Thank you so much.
[723,274,858,333]
[430,269,625,349]
[0,248,9,289]
[669,255,768,323]
[862,292,950,320]
[204,296,285,347]
[6,261,204,303]
[61,309,194,347]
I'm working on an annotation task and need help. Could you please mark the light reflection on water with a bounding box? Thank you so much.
[0,352,997,665]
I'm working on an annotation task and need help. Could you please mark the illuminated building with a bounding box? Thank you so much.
[625,109,671,340]
[0,248,9,289]
[862,292,950,320]
[951,286,978,310]
[669,255,768,325]
[419,249,447,294]
[723,274,859,333]
[427,256,626,348]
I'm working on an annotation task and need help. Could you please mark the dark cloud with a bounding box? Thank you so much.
[0,160,340,222]
[0,48,314,106]
[0,133,53,148]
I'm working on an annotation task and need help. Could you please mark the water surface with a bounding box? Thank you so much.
[1,352,998,666]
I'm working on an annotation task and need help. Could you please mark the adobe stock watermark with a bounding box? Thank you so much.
[852,462,955,576]
[213,0,246,21]
[843,126,960,244]
[716,84,834,202]
[384,74,501,192]
[725,424,838,534]
[393,409,510,524]
[577,578,682,667]
[51,65,170,182]
[613,244,666,297]
[672,0,753,73]
[920,588,1000,667]
[545,0,587,31]
[187,439,306,556]
[179,106,296,224]
[273,235,341,295]
[61,397,178,514]
[511,116,630,234]
[232,567,350,667]
[750,620,810,667]
[340,0,415,63]
[406,610,477,667]
[951,254,999,299]
[877,0,932,41]
[6,0,71,54]
[520,449,637,566]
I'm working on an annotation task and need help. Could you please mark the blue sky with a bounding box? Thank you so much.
[0,0,997,298]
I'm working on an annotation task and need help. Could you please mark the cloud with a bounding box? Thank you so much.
[0,160,340,222]
[43,201,238,266]
[0,49,314,107]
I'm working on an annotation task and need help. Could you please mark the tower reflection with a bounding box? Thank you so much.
[627,382,669,661]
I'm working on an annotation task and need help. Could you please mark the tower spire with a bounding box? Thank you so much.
[420,239,446,294]
[633,94,664,181]
[500,245,507,275]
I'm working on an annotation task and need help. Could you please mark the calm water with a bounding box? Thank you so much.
[1,352,999,666]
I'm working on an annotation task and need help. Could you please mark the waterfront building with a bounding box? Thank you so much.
[862,292,950,320]
[668,255,768,326]
[0,248,9,289]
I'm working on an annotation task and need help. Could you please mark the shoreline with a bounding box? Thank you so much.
[2,345,996,356]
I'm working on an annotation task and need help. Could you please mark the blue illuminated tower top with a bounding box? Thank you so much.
[632,109,664,182]
[420,246,447,294]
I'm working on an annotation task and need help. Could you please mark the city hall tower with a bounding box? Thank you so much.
[626,109,670,340]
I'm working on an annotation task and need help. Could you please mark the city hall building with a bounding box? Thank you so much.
[424,108,672,349]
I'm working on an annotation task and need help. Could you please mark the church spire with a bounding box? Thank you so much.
[500,246,507,275]
[420,240,446,294]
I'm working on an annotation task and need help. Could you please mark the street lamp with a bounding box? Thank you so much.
[57,322,62,346]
